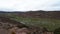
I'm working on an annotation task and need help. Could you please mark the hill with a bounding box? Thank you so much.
[0,10,60,31]
[14,10,60,19]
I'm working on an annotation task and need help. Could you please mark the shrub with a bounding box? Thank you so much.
[54,28,60,34]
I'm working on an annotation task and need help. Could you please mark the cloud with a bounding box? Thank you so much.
[0,0,60,11]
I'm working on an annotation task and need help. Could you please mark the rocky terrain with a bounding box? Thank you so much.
[15,10,60,19]
[0,10,60,19]
[0,16,51,34]
[0,10,60,34]
[0,16,28,34]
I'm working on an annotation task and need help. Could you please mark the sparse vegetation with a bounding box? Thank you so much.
[10,16,60,31]
[54,27,60,34]
[0,11,60,34]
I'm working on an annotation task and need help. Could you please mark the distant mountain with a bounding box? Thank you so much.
[0,11,6,13]
[14,10,60,19]
[0,10,60,19]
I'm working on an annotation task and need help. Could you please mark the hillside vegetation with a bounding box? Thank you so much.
[0,10,60,31]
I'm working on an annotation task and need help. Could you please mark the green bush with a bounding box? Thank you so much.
[54,28,60,34]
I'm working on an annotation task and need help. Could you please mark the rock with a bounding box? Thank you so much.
[0,17,29,34]
[0,17,51,34]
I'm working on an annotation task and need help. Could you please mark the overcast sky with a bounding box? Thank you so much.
[0,0,60,11]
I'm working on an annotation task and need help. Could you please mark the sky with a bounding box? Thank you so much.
[0,0,60,11]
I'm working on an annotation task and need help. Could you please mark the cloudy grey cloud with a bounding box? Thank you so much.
[0,0,60,11]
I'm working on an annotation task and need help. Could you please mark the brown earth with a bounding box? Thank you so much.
[0,10,58,34]
[14,10,60,19]
[0,16,54,34]
[0,10,60,19]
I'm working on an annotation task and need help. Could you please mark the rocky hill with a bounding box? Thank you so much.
[0,10,60,19]
[0,16,28,34]
[9,10,60,19]
[0,16,50,34]
[0,10,59,34]
[0,16,29,29]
